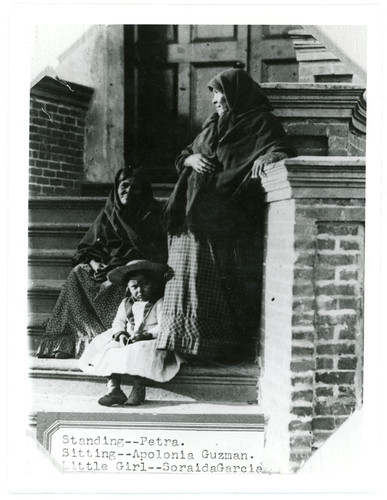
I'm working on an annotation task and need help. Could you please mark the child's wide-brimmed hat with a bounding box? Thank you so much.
[107,259,172,285]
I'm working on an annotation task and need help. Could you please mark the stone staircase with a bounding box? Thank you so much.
[28,191,260,415]
[28,196,106,352]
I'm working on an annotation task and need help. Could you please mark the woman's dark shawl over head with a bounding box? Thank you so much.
[164,68,296,237]
[72,168,167,269]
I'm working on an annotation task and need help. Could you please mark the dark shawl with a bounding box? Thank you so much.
[72,168,167,270]
[164,68,296,237]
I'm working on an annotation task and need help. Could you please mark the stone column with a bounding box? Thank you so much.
[53,25,125,183]
[258,156,365,473]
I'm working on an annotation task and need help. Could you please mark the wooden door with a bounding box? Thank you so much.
[124,25,248,182]
[248,25,299,83]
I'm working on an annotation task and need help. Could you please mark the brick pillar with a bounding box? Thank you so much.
[258,156,365,473]
[30,76,94,196]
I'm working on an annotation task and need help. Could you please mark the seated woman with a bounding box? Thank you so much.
[36,166,167,359]
[158,68,296,363]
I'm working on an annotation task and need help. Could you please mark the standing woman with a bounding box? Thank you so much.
[158,68,296,363]
[36,166,167,359]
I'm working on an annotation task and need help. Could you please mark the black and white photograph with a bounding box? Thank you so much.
[3,1,386,498]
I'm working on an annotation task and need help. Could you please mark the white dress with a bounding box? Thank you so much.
[78,298,183,382]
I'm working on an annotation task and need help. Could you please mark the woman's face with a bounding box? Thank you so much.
[117,177,143,205]
[212,89,229,115]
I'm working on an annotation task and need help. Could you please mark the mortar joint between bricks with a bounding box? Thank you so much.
[291,400,314,408]
[292,325,315,333]
[315,337,356,343]
[289,416,311,424]
[317,248,358,255]
[292,384,314,394]
[317,309,358,317]
[288,447,313,457]
[314,382,354,389]
[292,340,315,349]
[315,279,335,287]
[335,279,358,286]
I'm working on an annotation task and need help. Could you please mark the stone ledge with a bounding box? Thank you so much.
[261,83,365,116]
[29,222,91,231]
[28,191,171,208]
[260,156,365,202]
[30,357,258,379]
[28,401,264,428]
[28,249,74,268]
[28,279,65,293]
[29,358,260,404]
[31,76,94,109]
[29,196,106,208]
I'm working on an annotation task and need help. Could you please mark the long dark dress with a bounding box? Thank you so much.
[158,68,296,362]
[36,168,167,358]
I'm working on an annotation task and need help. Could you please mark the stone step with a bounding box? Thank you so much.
[28,279,64,314]
[29,358,259,406]
[28,223,90,249]
[28,188,173,224]
[29,402,263,436]
[81,182,174,199]
[27,186,259,413]
[28,249,73,280]
[27,312,51,351]
[29,197,106,224]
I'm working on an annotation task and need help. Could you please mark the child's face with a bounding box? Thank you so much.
[127,273,155,302]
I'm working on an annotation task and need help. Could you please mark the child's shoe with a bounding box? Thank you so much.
[125,383,146,406]
[98,387,127,407]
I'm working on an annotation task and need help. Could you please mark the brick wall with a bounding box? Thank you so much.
[312,220,364,449]
[259,157,365,473]
[288,203,364,467]
[29,76,93,196]
[284,121,348,156]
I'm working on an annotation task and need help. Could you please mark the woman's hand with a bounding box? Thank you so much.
[184,154,218,174]
[251,153,288,179]
[251,158,270,179]
[89,259,107,273]
[89,259,108,281]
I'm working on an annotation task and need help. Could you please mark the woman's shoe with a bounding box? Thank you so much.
[98,387,127,407]
[125,384,146,406]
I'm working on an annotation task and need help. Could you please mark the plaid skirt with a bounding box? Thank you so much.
[36,264,127,358]
[157,231,260,361]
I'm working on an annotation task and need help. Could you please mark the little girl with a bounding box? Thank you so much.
[79,260,182,406]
